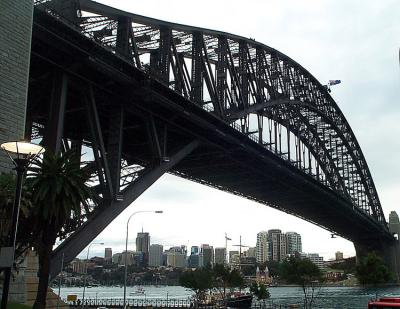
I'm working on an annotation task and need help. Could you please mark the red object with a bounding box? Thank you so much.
[368,297,400,308]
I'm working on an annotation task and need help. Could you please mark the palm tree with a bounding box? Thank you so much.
[26,150,93,309]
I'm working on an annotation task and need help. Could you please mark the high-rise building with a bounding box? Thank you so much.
[335,251,344,260]
[104,248,112,264]
[229,250,239,264]
[286,232,302,255]
[302,253,324,269]
[120,251,135,266]
[191,246,199,255]
[188,254,200,268]
[166,246,186,268]
[201,244,214,267]
[389,211,400,237]
[149,244,164,267]
[136,232,150,265]
[268,229,286,261]
[214,247,226,265]
[256,231,269,264]
[246,247,256,258]
[189,246,200,268]
[112,253,122,265]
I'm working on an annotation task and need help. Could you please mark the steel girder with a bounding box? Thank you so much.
[32,1,388,235]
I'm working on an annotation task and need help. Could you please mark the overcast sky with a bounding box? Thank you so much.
[78,0,400,260]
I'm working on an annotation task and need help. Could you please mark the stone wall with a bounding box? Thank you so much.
[0,0,33,172]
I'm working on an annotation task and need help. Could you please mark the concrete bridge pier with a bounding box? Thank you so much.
[354,239,400,283]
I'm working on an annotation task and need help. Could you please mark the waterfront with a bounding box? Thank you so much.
[57,285,400,309]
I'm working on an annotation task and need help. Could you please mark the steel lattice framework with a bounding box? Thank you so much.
[29,0,393,278]
[57,0,385,223]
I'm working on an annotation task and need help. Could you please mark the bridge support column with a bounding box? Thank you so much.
[354,239,400,283]
[0,0,33,172]
[49,140,200,279]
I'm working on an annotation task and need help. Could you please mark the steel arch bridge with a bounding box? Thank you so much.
[27,0,394,277]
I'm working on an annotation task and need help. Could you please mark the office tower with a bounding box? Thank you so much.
[389,211,400,236]
[166,246,186,268]
[191,246,199,255]
[303,253,324,269]
[335,251,343,260]
[286,232,302,255]
[201,244,214,267]
[246,247,256,258]
[120,251,135,266]
[104,248,112,264]
[149,244,164,267]
[256,231,269,263]
[278,233,287,261]
[268,229,282,261]
[136,231,150,265]
[214,247,226,265]
[188,254,200,268]
[189,246,200,268]
[229,250,239,264]
[112,253,122,265]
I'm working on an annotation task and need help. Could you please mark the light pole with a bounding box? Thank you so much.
[56,252,65,309]
[123,210,163,309]
[0,141,44,309]
[81,242,104,308]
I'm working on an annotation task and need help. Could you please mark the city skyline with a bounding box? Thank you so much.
[80,228,341,262]
[76,0,399,261]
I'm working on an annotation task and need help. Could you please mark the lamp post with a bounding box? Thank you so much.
[123,210,163,309]
[0,141,44,309]
[81,242,104,308]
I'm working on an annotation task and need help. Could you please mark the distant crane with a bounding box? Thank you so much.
[233,236,249,257]
[225,233,232,265]
[232,236,250,270]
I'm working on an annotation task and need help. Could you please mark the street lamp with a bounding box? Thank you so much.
[0,140,44,309]
[81,242,104,308]
[123,210,163,309]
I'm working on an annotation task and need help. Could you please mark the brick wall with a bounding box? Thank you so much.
[0,0,33,172]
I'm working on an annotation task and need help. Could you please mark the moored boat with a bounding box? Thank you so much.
[225,292,252,308]
[368,297,400,308]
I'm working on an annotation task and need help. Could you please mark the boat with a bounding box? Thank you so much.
[199,291,252,308]
[224,292,253,308]
[130,287,145,295]
[368,297,400,308]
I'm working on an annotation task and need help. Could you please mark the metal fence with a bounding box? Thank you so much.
[66,298,303,309]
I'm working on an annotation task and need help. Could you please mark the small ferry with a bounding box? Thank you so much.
[368,297,400,308]
[130,287,145,295]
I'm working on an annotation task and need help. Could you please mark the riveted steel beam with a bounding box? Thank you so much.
[49,139,200,279]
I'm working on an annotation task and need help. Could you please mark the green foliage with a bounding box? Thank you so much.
[0,173,34,261]
[259,260,280,277]
[355,252,393,285]
[329,257,356,274]
[213,264,245,294]
[26,150,92,237]
[8,302,32,309]
[279,256,323,286]
[26,150,93,309]
[249,282,270,301]
[180,268,213,302]
[279,257,323,309]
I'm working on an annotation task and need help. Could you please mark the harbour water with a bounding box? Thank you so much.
[57,285,400,309]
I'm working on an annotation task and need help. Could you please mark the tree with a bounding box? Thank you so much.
[0,173,34,261]
[355,252,393,285]
[213,264,245,299]
[279,257,323,309]
[26,151,93,309]
[250,282,270,306]
[179,268,213,305]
